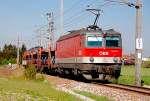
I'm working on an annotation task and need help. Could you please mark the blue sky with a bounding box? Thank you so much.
[0,0,149,56]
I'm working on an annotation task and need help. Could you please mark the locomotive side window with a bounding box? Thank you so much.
[87,36,102,47]
[105,36,120,47]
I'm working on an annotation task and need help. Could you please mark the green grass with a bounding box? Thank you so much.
[0,58,16,65]
[118,65,150,85]
[0,77,82,101]
[74,90,112,101]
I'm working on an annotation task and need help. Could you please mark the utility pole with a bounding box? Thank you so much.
[46,12,55,67]
[47,12,54,50]
[120,0,142,86]
[135,0,142,86]
[109,0,143,86]
[39,30,42,47]
[36,29,42,47]
[60,0,64,35]
[117,0,143,86]
[104,0,142,86]
[17,34,20,67]
[36,30,40,46]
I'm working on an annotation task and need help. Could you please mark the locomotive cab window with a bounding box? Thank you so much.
[105,36,120,47]
[87,36,102,47]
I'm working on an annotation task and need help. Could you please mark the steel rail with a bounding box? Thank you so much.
[92,82,150,96]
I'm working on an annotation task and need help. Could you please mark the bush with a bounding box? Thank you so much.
[8,58,16,64]
[0,59,8,65]
[36,74,45,82]
[24,65,36,80]
[0,58,16,65]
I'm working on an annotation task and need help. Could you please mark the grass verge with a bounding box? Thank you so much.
[74,90,112,101]
[118,65,150,85]
[0,77,82,101]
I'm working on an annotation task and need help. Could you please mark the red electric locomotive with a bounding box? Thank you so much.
[55,27,122,80]
[23,9,122,80]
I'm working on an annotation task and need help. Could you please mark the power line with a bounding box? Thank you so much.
[63,0,85,16]
[64,12,91,29]
[64,10,87,26]
[54,0,93,34]
[103,0,135,6]
[54,0,86,20]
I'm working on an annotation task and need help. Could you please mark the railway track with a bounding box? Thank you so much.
[46,75,150,100]
[52,74,150,96]
[47,74,150,96]
[92,82,150,96]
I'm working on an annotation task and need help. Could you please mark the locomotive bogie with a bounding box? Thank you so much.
[56,63,121,79]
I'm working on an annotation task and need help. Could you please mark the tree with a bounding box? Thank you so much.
[2,44,17,59]
[21,43,27,53]
[20,43,27,63]
[0,44,17,65]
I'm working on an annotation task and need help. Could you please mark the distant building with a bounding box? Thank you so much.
[142,57,150,61]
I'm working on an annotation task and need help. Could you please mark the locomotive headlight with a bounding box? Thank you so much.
[113,57,118,63]
[89,57,94,62]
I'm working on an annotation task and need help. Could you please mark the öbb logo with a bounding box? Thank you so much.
[99,51,109,56]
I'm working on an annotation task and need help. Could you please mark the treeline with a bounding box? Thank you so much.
[0,44,27,65]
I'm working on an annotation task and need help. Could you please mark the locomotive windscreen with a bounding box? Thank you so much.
[105,36,120,47]
[87,36,102,47]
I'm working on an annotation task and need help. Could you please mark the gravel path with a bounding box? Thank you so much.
[46,75,150,101]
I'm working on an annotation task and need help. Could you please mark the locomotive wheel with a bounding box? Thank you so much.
[102,74,106,80]
[56,68,62,75]
[73,68,78,75]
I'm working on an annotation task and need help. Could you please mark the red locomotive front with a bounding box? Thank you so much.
[56,28,122,80]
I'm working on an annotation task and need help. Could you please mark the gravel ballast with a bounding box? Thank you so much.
[46,75,150,101]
